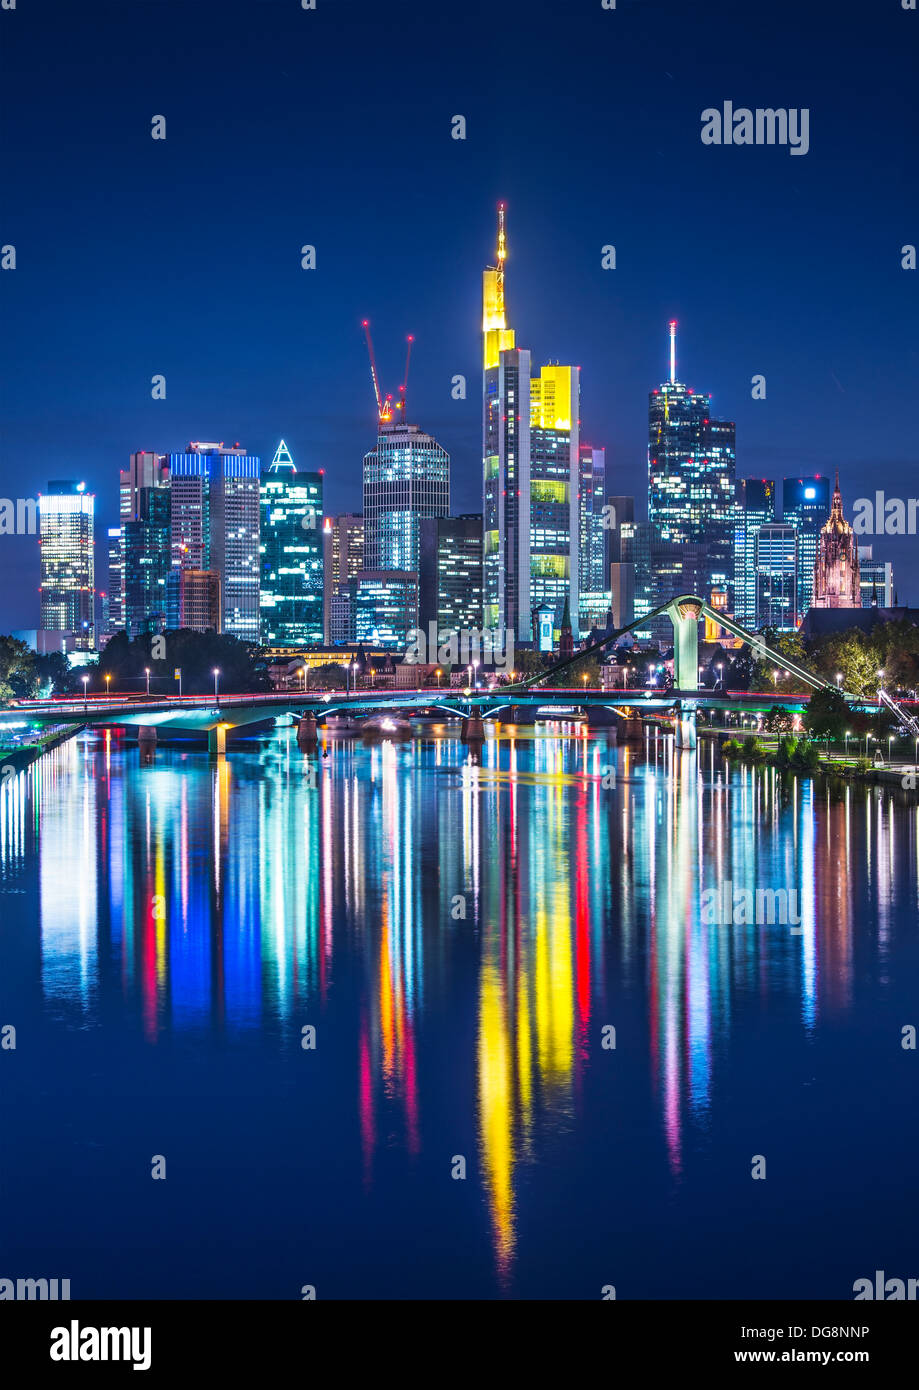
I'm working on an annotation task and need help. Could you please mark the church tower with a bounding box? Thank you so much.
[812,472,860,609]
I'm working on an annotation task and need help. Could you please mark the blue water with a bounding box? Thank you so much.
[1,727,917,1299]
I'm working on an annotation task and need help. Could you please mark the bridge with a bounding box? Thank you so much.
[0,595,902,752]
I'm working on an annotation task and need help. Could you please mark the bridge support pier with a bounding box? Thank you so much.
[208,725,226,757]
[461,714,485,743]
[138,727,157,761]
[674,716,697,750]
[297,715,318,745]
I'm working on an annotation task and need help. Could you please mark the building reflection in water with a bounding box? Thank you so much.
[2,726,914,1287]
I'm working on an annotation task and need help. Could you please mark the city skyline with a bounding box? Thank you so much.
[1,0,916,633]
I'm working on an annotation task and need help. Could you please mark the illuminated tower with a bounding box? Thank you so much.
[734,478,775,627]
[39,481,95,649]
[648,322,736,611]
[259,440,324,647]
[813,473,860,609]
[782,476,830,616]
[362,422,449,573]
[483,206,580,641]
[169,442,260,640]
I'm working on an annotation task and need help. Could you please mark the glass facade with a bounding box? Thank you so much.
[124,486,171,637]
[169,444,261,641]
[781,476,830,618]
[734,478,776,628]
[353,570,418,649]
[259,443,323,647]
[754,523,798,630]
[39,481,95,649]
[578,445,607,612]
[362,422,449,573]
[648,376,736,610]
[418,514,484,635]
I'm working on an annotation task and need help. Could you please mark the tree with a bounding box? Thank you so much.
[0,636,40,702]
[98,630,271,697]
[762,704,794,734]
[802,685,851,741]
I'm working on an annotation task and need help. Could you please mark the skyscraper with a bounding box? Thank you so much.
[362,421,449,572]
[578,447,607,606]
[323,513,364,644]
[169,442,261,640]
[813,473,860,609]
[781,476,830,618]
[259,440,324,647]
[734,478,776,628]
[39,481,95,649]
[648,322,736,610]
[754,524,798,629]
[482,206,580,641]
[857,546,893,608]
[418,514,484,635]
[106,526,124,634]
[123,485,171,636]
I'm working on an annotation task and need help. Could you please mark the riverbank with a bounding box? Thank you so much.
[0,723,84,776]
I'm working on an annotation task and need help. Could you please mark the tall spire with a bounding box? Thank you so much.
[496,202,507,311]
[669,320,677,384]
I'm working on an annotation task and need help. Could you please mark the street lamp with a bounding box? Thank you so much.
[104,672,112,699]
[473,660,479,691]
[888,732,897,763]
[300,667,307,694]
[773,668,779,687]
[836,672,842,689]
[845,730,851,759]
[435,668,442,690]
[82,673,89,711]
[144,667,151,697]
[213,667,220,704]
[717,662,724,690]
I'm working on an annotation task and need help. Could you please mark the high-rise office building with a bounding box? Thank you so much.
[418,514,484,635]
[323,513,364,643]
[259,440,324,647]
[858,546,893,608]
[352,570,418,648]
[577,443,606,629]
[754,524,798,630]
[606,495,635,564]
[362,422,449,572]
[530,363,580,629]
[781,476,830,618]
[734,478,776,628]
[169,442,261,640]
[106,526,124,634]
[123,486,171,637]
[121,451,168,522]
[648,322,736,610]
[482,207,580,641]
[39,481,95,650]
[165,568,221,631]
[812,473,860,610]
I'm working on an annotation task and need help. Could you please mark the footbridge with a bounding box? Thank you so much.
[0,596,901,750]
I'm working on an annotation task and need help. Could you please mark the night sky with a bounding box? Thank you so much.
[0,0,916,631]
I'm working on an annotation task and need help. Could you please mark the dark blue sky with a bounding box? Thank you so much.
[1,0,916,631]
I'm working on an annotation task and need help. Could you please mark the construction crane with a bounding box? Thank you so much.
[361,321,414,426]
[396,334,414,421]
[361,320,392,424]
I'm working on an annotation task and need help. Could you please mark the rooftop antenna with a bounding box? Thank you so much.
[669,320,677,384]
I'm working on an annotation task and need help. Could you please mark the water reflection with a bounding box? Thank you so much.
[1,727,917,1291]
